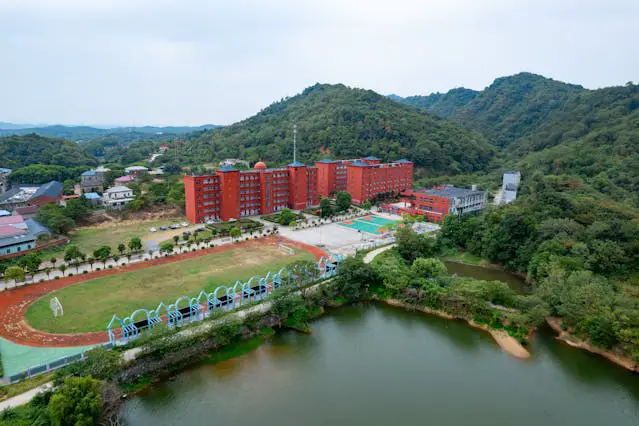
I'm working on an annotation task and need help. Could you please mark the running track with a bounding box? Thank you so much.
[0,236,326,347]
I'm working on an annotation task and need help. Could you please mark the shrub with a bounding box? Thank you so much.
[83,270,88,274]
[49,376,102,426]
[108,265,113,269]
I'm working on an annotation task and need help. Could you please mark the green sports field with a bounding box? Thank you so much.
[25,244,314,334]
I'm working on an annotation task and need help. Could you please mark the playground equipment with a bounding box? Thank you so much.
[107,253,344,345]
[278,243,295,255]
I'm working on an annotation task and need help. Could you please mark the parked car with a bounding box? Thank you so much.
[181,222,189,227]
[206,220,215,225]
[160,225,168,231]
[170,224,180,229]
[149,227,157,232]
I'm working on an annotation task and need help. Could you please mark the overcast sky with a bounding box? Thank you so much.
[1,0,637,126]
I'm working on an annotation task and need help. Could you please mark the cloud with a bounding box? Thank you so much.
[0,0,637,125]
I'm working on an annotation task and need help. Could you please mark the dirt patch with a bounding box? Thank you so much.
[382,299,531,360]
[546,317,638,372]
[0,236,326,347]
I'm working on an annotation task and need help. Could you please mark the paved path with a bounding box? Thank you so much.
[0,382,53,412]
[363,244,396,264]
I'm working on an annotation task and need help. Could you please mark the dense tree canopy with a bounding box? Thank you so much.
[159,84,494,176]
[0,134,97,169]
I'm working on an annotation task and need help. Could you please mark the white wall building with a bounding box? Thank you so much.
[102,186,135,211]
[501,171,521,204]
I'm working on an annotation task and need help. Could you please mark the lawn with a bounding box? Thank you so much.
[67,217,185,256]
[25,244,314,334]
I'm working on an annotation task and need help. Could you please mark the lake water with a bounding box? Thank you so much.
[122,304,639,426]
[445,261,529,293]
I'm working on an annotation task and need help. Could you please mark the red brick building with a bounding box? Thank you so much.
[185,162,320,223]
[382,185,487,223]
[185,158,413,223]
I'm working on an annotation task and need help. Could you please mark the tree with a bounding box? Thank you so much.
[396,227,436,264]
[128,236,142,253]
[229,227,241,241]
[333,257,379,301]
[320,198,333,218]
[412,258,447,278]
[173,235,180,245]
[117,243,126,255]
[279,208,296,225]
[336,191,352,212]
[45,267,52,279]
[362,200,372,210]
[5,266,26,283]
[159,241,174,256]
[59,264,67,276]
[93,246,112,268]
[20,253,42,279]
[50,257,57,269]
[64,245,84,266]
[49,376,102,426]
[87,257,95,271]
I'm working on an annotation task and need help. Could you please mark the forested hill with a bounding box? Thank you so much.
[392,73,639,203]
[162,84,494,176]
[0,134,97,169]
[392,73,586,147]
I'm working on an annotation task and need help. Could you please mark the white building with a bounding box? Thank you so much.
[102,186,135,211]
[501,171,521,204]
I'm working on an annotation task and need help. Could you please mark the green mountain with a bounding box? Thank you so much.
[0,134,98,169]
[164,84,494,176]
[393,73,639,203]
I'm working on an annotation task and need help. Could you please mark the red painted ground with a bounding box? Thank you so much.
[343,221,354,225]
[0,236,326,347]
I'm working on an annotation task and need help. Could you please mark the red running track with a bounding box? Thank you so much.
[0,236,326,347]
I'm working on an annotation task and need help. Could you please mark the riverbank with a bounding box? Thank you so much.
[546,317,639,373]
[381,299,531,359]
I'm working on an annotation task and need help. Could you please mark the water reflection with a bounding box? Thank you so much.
[124,303,639,426]
[445,261,529,293]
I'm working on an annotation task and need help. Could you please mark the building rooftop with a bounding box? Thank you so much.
[81,170,96,176]
[33,181,63,200]
[115,175,135,182]
[363,156,380,160]
[0,168,11,174]
[125,166,149,171]
[395,159,413,163]
[316,159,335,163]
[287,161,305,167]
[0,215,25,226]
[25,218,50,236]
[0,231,36,247]
[0,210,10,217]
[349,161,368,167]
[0,186,39,204]
[105,186,132,193]
[420,186,485,198]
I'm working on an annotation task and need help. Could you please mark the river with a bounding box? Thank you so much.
[122,304,639,426]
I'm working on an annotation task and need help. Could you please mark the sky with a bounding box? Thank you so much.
[0,0,637,126]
